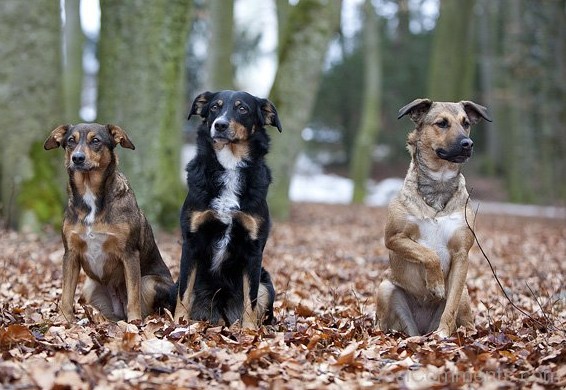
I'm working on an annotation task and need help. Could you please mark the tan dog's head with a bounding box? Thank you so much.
[44,123,134,172]
[398,99,491,164]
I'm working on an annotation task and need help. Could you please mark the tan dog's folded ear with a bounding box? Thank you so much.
[107,124,135,150]
[460,101,492,124]
[44,124,71,150]
[258,98,282,133]
[397,98,433,124]
[188,91,215,120]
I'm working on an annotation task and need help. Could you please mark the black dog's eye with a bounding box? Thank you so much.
[210,104,219,113]
[436,119,449,129]
[238,105,248,115]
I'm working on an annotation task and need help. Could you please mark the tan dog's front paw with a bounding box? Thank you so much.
[425,272,445,300]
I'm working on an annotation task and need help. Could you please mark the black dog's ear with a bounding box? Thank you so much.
[107,124,135,150]
[258,98,282,133]
[44,124,71,150]
[188,91,215,120]
[398,98,433,124]
[460,101,492,125]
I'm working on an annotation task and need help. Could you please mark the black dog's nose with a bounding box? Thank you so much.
[460,138,473,150]
[214,119,229,133]
[72,152,86,164]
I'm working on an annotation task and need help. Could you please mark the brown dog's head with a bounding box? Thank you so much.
[44,123,134,171]
[398,99,491,164]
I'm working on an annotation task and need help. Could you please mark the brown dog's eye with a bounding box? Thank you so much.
[436,119,449,129]
[67,136,76,145]
[91,137,100,144]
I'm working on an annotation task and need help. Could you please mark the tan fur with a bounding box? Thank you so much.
[377,99,490,337]
[241,274,270,329]
[174,268,196,322]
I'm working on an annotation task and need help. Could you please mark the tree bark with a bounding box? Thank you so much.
[350,0,382,204]
[268,0,342,220]
[206,0,235,90]
[0,0,65,229]
[63,0,84,122]
[427,0,476,100]
[97,0,192,228]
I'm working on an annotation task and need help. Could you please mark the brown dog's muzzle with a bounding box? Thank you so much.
[436,136,474,163]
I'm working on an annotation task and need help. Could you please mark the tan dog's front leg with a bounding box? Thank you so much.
[436,229,473,337]
[123,253,142,322]
[61,251,81,321]
[386,230,445,299]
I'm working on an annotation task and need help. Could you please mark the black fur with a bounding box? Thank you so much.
[175,90,281,325]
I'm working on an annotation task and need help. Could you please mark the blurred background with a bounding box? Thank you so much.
[0,0,564,231]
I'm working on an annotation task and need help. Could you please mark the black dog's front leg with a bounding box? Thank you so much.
[174,238,197,323]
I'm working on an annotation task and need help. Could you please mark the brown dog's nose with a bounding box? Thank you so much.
[460,138,473,150]
[72,152,86,164]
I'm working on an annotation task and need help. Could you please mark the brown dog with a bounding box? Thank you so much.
[376,99,491,337]
[44,123,174,322]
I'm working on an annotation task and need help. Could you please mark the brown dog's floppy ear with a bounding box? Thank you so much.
[258,98,282,132]
[188,91,215,120]
[44,124,70,150]
[107,124,135,150]
[460,101,492,125]
[397,98,433,124]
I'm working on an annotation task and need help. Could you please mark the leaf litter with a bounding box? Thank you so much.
[0,203,564,389]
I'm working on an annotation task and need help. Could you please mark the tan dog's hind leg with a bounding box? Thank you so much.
[377,278,420,336]
[174,268,196,323]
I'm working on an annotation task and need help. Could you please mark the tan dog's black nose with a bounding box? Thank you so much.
[460,138,473,150]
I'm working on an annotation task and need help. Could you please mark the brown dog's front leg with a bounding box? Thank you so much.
[61,251,81,321]
[123,253,142,322]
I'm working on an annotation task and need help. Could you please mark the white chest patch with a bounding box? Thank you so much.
[83,187,97,225]
[80,231,113,279]
[410,212,464,274]
[216,146,241,170]
[209,168,243,272]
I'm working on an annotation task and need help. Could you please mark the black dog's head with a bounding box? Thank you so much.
[44,123,134,172]
[188,90,282,147]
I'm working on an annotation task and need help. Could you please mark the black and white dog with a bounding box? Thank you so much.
[174,90,282,328]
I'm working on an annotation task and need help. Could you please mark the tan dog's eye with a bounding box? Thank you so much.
[436,119,449,129]
[462,121,470,129]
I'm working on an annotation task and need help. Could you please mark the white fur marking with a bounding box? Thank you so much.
[410,213,464,274]
[216,146,242,170]
[83,187,96,225]
[81,231,113,280]
[427,168,458,182]
[209,167,243,272]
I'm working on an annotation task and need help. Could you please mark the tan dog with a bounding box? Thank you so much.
[377,99,491,337]
[44,123,175,322]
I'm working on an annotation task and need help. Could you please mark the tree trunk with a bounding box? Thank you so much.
[427,0,476,100]
[63,0,84,122]
[97,0,192,228]
[206,0,235,90]
[0,0,65,229]
[350,0,382,204]
[268,0,342,220]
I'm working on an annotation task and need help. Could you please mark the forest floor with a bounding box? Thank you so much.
[0,203,565,389]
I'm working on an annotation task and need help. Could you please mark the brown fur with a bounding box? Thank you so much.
[45,123,174,322]
[377,99,490,337]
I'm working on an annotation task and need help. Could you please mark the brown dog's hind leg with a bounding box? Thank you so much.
[140,275,175,318]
